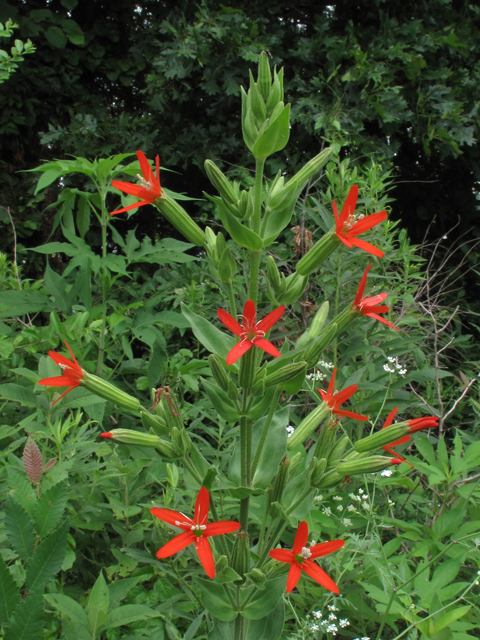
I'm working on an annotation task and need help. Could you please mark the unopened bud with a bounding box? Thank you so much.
[296,228,339,276]
[257,51,272,102]
[231,532,250,581]
[328,435,350,465]
[266,255,282,292]
[141,410,169,437]
[289,147,334,191]
[277,272,308,306]
[100,429,161,448]
[287,402,330,449]
[154,194,205,246]
[354,423,410,453]
[209,354,230,391]
[336,455,402,476]
[82,371,140,413]
[302,323,337,367]
[264,362,307,388]
[171,427,187,456]
[247,568,266,589]
[204,160,238,205]
[308,456,327,486]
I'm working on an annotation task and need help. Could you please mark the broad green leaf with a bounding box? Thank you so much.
[414,436,437,466]
[430,558,461,593]
[242,576,285,620]
[45,26,67,48]
[62,19,84,45]
[216,200,263,251]
[108,577,143,610]
[434,606,471,633]
[35,482,67,537]
[252,406,288,489]
[62,616,92,640]
[253,104,291,159]
[213,566,242,584]
[25,519,69,591]
[0,384,37,407]
[44,593,90,631]
[0,554,20,625]
[34,168,63,194]
[409,368,452,382]
[245,598,284,639]
[202,378,239,422]
[196,578,237,621]
[104,604,162,629]
[181,304,237,363]
[209,620,234,640]
[88,571,109,634]
[4,586,44,640]
[5,495,35,560]
[0,290,51,319]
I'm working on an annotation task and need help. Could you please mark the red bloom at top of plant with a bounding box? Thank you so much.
[269,520,344,594]
[334,185,387,257]
[150,487,240,579]
[38,341,84,405]
[318,367,368,421]
[110,150,162,215]
[381,407,438,465]
[352,264,398,331]
[218,300,286,366]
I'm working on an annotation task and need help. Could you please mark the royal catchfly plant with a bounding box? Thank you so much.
[218,299,286,365]
[334,185,387,257]
[269,520,344,593]
[381,407,439,465]
[352,264,398,330]
[110,150,162,215]
[151,487,240,578]
[319,367,369,421]
[38,341,84,404]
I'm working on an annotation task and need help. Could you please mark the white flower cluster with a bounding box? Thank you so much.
[314,494,323,502]
[341,517,352,527]
[383,356,407,377]
[306,371,325,382]
[332,495,343,501]
[381,469,393,477]
[308,606,349,637]
[322,506,332,516]
[286,425,295,437]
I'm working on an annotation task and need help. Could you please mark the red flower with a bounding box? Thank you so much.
[110,150,162,215]
[38,341,84,405]
[353,264,398,331]
[269,521,344,593]
[150,487,240,578]
[381,408,438,466]
[318,367,368,421]
[218,300,286,366]
[334,186,387,257]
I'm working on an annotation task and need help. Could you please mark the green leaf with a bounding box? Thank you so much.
[0,290,51,319]
[433,606,471,633]
[213,567,242,584]
[252,406,289,489]
[216,200,263,251]
[209,620,234,640]
[62,19,84,45]
[104,604,162,629]
[5,495,35,560]
[108,577,143,610]
[245,598,284,639]
[197,578,237,621]
[4,587,44,640]
[44,593,90,632]
[0,383,37,407]
[202,378,239,422]
[88,571,109,634]
[34,168,63,194]
[0,554,20,625]
[181,304,237,363]
[45,26,67,48]
[242,576,285,620]
[25,519,69,591]
[253,104,291,159]
[34,483,67,537]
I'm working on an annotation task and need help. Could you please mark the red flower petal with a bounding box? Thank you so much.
[332,385,358,407]
[243,299,256,328]
[292,520,309,555]
[349,237,385,258]
[226,340,253,365]
[327,368,336,398]
[408,417,438,433]
[381,407,399,430]
[51,387,76,405]
[38,375,79,387]
[204,521,241,537]
[217,309,243,337]
[137,150,152,182]
[110,200,151,216]
[150,507,194,530]
[194,487,210,525]
[256,305,286,333]
[156,530,195,558]
[364,313,398,331]
[302,559,340,593]
[348,210,387,235]
[354,264,371,307]
[286,562,302,593]
[384,435,411,448]
[195,535,216,578]
[333,408,369,421]
[309,539,344,559]
[338,186,359,227]
[111,180,152,199]
[253,337,282,359]
[268,549,295,563]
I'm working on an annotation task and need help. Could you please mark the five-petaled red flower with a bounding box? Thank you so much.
[319,367,368,421]
[269,520,344,593]
[334,185,387,257]
[110,150,162,215]
[150,487,240,578]
[38,341,84,405]
[381,407,438,465]
[218,300,286,366]
[353,264,398,331]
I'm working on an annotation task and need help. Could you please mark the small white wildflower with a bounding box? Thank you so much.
[314,494,323,502]
[328,613,337,620]
[349,493,361,502]
[383,364,394,373]
[362,501,370,511]
[339,619,349,628]
[388,499,395,506]
[327,605,338,611]
[362,494,368,500]
[336,505,343,511]
[311,624,320,632]
[341,518,352,526]
[333,495,343,501]
[381,469,393,477]
[313,611,322,619]
[322,506,332,516]
[388,356,396,363]
[347,505,356,512]
[399,368,407,376]
[286,426,295,437]
[326,624,338,635]
[358,489,364,495]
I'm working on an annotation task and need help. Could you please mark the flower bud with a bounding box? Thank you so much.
[312,418,339,461]
[100,429,161,447]
[289,147,334,190]
[160,387,183,432]
[301,323,337,367]
[266,255,282,292]
[354,423,410,453]
[265,67,283,115]
[204,160,238,205]
[263,362,308,388]
[208,354,230,392]
[248,70,267,123]
[218,247,237,283]
[336,456,402,476]
[277,272,308,306]
[246,568,266,589]
[266,179,297,214]
[296,228,339,276]
[154,194,205,246]
[171,426,188,456]
[257,51,272,102]
[230,532,250,581]
[82,371,140,413]
[295,301,330,351]
[308,456,327,487]
[287,402,329,449]
[238,347,257,390]
[141,410,169,437]
[317,469,343,489]
[269,457,290,510]
[328,435,350,465]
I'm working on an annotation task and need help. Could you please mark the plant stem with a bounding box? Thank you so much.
[227,280,237,317]
[248,157,265,304]
[333,254,342,367]
[97,186,108,376]
[251,385,282,478]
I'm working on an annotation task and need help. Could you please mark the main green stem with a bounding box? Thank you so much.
[248,157,265,305]
[251,385,282,478]
[97,186,108,376]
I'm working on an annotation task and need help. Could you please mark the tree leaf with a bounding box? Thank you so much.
[4,586,45,640]
[0,554,20,626]
[25,519,69,591]
[5,495,35,560]
[34,483,67,538]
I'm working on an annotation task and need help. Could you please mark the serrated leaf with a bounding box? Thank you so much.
[0,554,20,625]
[25,519,69,591]
[5,495,35,560]
[34,483,67,537]
[104,604,162,629]
[4,586,44,640]
[44,593,90,630]
[88,571,109,634]
[24,437,43,485]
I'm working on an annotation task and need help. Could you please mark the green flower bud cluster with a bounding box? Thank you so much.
[295,302,330,351]
[204,227,237,284]
[266,256,308,306]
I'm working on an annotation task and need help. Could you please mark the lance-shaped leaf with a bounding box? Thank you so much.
[181,304,237,364]
[4,586,44,640]
[5,495,35,560]
[25,519,69,591]
[34,482,67,538]
[88,571,109,635]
